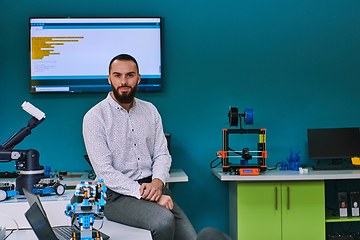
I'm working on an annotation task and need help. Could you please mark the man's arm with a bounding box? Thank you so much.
[150,109,172,187]
[141,106,173,208]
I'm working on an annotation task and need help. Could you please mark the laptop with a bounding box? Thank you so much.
[23,188,109,240]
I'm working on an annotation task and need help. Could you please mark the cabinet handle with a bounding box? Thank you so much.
[287,186,290,210]
[275,187,278,210]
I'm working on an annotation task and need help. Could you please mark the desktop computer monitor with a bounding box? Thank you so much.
[307,127,360,164]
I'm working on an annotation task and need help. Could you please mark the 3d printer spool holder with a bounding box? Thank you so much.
[229,108,254,128]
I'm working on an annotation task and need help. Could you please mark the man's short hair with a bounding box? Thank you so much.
[109,54,139,74]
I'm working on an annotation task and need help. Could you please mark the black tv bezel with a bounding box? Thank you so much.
[29,16,163,93]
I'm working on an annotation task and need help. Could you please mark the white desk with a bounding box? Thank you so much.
[1,191,153,240]
[0,169,188,235]
[5,218,152,240]
[167,168,188,183]
[211,167,360,181]
[0,168,188,187]
[0,190,76,229]
[212,168,360,240]
[0,172,89,188]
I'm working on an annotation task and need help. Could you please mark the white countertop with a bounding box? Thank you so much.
[167,168,188,182]
[211,167,360,181]
[1,168,188,186]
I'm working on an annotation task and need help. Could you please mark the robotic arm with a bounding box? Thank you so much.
[0,102,46,194]
[0,102,45,150]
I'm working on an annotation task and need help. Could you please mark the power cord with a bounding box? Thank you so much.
[210,146,245,169]
[267,162,308,171]
[94,217,105,230]
[267,162,282,170]
[210,157,221,168]
[228,147,243,156]
[85,170,96,180]
[0,214,19,240]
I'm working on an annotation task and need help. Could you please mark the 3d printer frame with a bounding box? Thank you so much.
[218,128,267,174]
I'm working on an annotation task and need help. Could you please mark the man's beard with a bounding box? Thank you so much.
[111,83,138,104]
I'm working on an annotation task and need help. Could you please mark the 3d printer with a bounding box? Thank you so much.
[217,107,267,175]
[0,102,46,194]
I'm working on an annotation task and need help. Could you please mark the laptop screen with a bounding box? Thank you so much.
[25,203,58,240]
[23,188,47,217]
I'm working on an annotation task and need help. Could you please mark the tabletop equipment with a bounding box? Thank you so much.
[217,107,267,175]
[65,180,107,240]
[0,101,46,194]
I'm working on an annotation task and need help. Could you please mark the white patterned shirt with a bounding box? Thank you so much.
[83,93,171,199]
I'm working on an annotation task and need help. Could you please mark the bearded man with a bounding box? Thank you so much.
[82,54,196,240]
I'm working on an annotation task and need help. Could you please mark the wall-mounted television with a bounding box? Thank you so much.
[29,17,162,93]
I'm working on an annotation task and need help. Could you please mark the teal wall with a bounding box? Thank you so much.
[1,0,360,234]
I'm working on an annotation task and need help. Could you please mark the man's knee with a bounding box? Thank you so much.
[151,208,175,239]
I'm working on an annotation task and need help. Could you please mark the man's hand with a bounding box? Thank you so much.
[140,178,163,202]
[156,195,174,210]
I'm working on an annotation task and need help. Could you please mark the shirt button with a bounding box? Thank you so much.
[134,143,136,146]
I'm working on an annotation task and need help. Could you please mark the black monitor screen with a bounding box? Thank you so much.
[307,127,360,160]
[29,17,162,93]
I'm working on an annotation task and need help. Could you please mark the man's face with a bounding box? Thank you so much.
[108,60,141,104]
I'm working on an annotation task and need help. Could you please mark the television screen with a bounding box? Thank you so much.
[307,127,360,160]
[29,17,162,93]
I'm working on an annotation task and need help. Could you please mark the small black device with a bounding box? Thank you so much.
[338,192,348,217]
[0,171,19,178]
[350,191,360,217]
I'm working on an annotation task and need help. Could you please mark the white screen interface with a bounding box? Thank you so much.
[30,18,162,92]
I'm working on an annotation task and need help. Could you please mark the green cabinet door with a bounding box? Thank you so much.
[237,182,282,240]
[281,181,325,240]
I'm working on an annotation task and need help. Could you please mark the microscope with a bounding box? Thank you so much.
[0,102,46,195]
